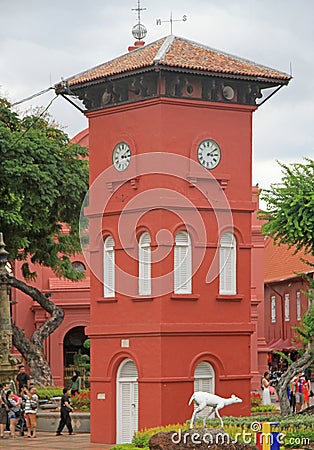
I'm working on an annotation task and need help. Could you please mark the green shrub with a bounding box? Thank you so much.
[251,405,276,412]
[284,429,314,448]
[129,413,314,449]
[110,446,148,450]
[34,386,63,399]
[132,423,189,447]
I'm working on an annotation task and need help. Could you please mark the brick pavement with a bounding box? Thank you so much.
[0,432,113,449]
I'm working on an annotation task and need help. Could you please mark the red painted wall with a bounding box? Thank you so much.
[264,279,310,344]
[86,97,256,443]
[12,250,90,385]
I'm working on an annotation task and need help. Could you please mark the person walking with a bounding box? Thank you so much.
[56,387,75,436]
[23,387,38,438]
[70,370,81,396]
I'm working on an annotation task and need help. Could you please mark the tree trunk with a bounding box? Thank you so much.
[11,276,64,386]
[276,345,314,416]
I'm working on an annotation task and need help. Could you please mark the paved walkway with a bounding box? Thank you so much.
[0,432,113,449]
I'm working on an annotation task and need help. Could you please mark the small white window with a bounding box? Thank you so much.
[308,289,313,309]
[296,291,301,321]
[104,236,115,298]
[219,233,236,295]
[138,232,151,295]
[174,231,192,294]
[271,296,276,323]
[284,293,290,322]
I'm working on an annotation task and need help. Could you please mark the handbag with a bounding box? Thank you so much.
[30,400,37,410]
[310,390,314,397]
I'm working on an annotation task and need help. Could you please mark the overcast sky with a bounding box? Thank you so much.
[1,0,313,191]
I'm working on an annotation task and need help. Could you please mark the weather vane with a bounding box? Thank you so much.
[156,12,187,35]
[131,0,147,41]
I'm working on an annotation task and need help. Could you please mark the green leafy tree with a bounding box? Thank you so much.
[260,160,314,415]
[0,97,88,385]
[260,159,314,256]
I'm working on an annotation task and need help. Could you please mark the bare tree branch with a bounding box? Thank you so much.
[11,276,64,344]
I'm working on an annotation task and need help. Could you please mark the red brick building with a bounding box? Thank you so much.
[53,35,290,443]
[264,237,314,367]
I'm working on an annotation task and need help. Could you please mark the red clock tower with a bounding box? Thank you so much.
[56,35,290,444]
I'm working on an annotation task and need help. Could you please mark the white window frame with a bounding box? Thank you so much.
[138,232,151,296]
[271,296,276,323]
[219,232,236,295]
[296,291,301,321]
[104,236,115,298]
[174,231,192,294]
[284,293,290,322]
[308,289,313,309]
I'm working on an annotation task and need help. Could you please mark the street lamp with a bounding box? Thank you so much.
[0,232,18,384]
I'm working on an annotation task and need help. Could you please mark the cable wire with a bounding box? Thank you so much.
[11,87,54,107]
[11,95,58,148]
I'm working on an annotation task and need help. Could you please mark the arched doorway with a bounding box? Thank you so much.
[116,359,138,444]
[64,326,89,387]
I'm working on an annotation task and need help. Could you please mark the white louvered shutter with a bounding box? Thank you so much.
[193,362,215,418]
[174,231,192,294]
[138,232,151,295]
[104,236,115,297]
[219,233,236,295]
[131,382,138,436]
[121,383,131,443]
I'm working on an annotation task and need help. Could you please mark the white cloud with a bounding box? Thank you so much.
[0,0,313,191]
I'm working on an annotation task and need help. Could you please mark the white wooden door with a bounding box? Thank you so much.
[117,359,138,444]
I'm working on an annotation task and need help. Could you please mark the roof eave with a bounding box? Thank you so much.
[64,64,290,92]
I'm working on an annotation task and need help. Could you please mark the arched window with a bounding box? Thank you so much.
[174,231,192,294]
[138,232,151,295]
[104,236,115,297]
[219,232,236,295]
[193,362,215,419]
[72,261,86,272]
[194,361,215,393]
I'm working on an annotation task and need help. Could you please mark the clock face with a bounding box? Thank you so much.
[197,139,221,169]
[112,142,131,171]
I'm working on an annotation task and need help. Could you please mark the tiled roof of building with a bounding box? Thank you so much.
[67,35,291,86]
[264,237,314,283]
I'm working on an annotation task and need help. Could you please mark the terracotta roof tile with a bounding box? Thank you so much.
[68,38,166,86]
[264,237,314,283]
[67,35,291,87]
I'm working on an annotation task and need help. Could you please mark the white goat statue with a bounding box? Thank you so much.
[189,391,242,429]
